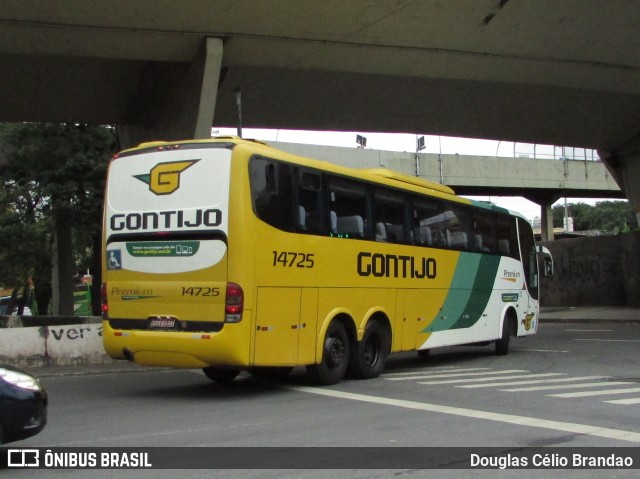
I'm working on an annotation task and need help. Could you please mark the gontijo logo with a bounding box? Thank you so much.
[134,160,199,195]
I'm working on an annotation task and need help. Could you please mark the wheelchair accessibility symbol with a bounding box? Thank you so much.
[107,250,122,270]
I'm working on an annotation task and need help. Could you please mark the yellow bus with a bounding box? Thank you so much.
[102,137,553,385]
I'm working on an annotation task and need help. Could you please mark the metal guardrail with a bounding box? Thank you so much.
[500,142,600,162]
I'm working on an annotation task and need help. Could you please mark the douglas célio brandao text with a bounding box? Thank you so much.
[470,452,634,469]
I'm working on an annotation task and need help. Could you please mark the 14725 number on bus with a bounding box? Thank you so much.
[272,251,315,268]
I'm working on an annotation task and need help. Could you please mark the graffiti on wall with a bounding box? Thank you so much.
[557,255,602,284]
[47,326,103,341]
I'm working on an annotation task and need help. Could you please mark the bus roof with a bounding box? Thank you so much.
[363,168,455,196]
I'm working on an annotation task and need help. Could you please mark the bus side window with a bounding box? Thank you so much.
[441,204,472,251]
[412,197,445,247]
[297,169,325,234]
[250,157,294,231]
[472,211,496,254]
[374,188,408,244]
[495,215,519,260]
[328,175,370,239]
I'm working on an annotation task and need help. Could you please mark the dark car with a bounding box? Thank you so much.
[0,365,48,444]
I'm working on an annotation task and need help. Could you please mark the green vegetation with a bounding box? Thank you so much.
[0,123,116,315]
[552,200,636,234]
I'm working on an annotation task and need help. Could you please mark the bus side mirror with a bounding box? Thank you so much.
[536,245,554,276]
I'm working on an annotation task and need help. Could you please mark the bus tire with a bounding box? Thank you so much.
[202,367,241,383]
[307,321,350,385]
[348,320,389,379]
[495,317,511,356]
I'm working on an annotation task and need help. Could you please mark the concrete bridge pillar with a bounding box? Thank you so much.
[118,37,223,149]
[540,202,555,242]
[524,192,561,242]
[599,142,640,228]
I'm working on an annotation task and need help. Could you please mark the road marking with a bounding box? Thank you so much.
[605,398,640,405]
[511,348,569,353]
[384,369,527,381]
[417,373,563,385]
[383,367,487,378]
[289,386,640,443]
[549,387,640,398]
[573,339,640,343]
[565,329,613,332]
[459,376,606,389]
[501,381,634,392]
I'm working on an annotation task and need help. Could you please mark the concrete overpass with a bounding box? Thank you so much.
[0,1,639,224]
[272,141,623,239]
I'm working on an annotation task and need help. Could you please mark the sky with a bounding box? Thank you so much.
[214,127,615,221]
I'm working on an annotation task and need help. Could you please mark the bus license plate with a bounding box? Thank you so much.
[149,317,177,329]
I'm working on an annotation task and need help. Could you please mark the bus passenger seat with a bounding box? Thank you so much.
[330,211,338,234]
[447,231,468,250]
[375,223,387,242]
[298,205,306,230]
[474,234,483,251]
[386,224,403,242]
[337,215,364,237]
[475,234,491,252]
[417,225,432,245]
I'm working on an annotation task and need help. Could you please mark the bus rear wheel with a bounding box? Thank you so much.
[307,321,350,385]
[348,320,389,379]
[202,367,240,383]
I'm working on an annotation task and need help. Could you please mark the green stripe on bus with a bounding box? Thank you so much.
[422,253,501,333]
[453,254,501,329]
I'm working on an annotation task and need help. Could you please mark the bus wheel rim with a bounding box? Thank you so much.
[363,336,380,366]
[325,336,345,369]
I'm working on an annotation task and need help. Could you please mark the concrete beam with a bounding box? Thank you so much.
[273,141,621,199]
[118,37,223,149]
[272,141,621,198]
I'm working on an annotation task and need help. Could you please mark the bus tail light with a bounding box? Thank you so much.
[101,283,109,319]
[225,282,243,323]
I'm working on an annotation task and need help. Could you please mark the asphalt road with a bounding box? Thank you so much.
[6,322,640,478]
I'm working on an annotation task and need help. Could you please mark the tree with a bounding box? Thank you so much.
[0,123,116,315]
[552,200,636,233]
[0,184,50,313]
[582,201,636,233]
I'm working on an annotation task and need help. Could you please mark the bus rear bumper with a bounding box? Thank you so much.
[132,351,209,369]
[102,319,251,368]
